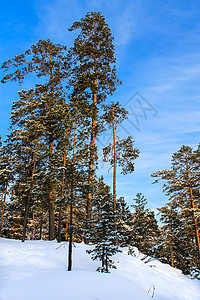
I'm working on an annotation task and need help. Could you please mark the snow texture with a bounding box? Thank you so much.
[0,238,200,300]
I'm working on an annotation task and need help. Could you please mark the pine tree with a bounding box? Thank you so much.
[2,40,70,240]
[152,145,200,269]
[103,132,139,214]
[101,102,128,213]
[68,11,121,225]
[87,178,120,273]
[0,141,13,235]
[115,197,133,246]
[157,204,192,271]
[131,193,160,255]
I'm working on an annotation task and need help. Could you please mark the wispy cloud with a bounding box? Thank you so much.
[34,0,139,47]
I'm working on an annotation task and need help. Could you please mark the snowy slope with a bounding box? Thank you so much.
[0,238,199,300]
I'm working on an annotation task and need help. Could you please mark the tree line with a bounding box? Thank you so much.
[0,11,199,277]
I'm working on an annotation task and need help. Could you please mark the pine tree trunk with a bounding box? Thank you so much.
[39,210,43,240]
[112,107,117,213]
[48,51,55,241]
[87,34,97,227]
[102,244,105,269]
[48,140,55,240]
[22,197,31,242]
[65,205,70,241]
[22,144,37,242]
[68,127,76,271]
[0,183,8,236]
[188,185,200,260]
[57,204,62,243]
[138,237,141,252]
[105,250,108,273]
[87,87,97,225]
[49,192,55,240]
[170,246,174,268]
[32,213,35,240]
[68,178,73,271]
[57,143,67,242]
[170,218,174,268]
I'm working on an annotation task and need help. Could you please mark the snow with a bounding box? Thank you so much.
[0,238,200,300]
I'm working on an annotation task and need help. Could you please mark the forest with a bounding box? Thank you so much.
[0,11,199,278]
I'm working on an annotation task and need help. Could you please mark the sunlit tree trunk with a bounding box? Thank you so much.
[87,48,97,226]
[112,107,117,213]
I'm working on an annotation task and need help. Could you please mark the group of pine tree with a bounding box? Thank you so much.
[0,12,199,277]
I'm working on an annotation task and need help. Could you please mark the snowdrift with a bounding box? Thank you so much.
[0,238,199,300]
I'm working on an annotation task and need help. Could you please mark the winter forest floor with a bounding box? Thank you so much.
[0,238,200,300]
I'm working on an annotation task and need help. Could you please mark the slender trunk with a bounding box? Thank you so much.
[139,238,141,251]
[170,246,174,268]
[170,215,174,268]
[0,183,8,236]
[105,250,108,272]
[57,204,62,242]
[68,178,73,271]
[58,143,67,242]
[186,170,200,260]
[22,143,37,242]
[32,213,35,240]
[22,197,31,242]
[87,29,97,226]
[39,210,43,240]
[68,127,76,271]
[48,50,55,241]
[112,107,117,213]
[48,139,55,240]
[49,189,55,240]
[102,244,105,269]
[188,185,200,260]
[87,86,97,224]
[65,206,70,241]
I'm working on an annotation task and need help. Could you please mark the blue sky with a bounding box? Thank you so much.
[1,0,200,212]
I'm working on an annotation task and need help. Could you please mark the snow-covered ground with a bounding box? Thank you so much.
[0,238,199,300]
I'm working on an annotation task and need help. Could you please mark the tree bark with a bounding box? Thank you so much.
[186,170,200,260]
[112,107,117,213]
[170,245,174,268]
[68,127,76,271]
[68,177,73,271]
[48,139,55,240]
[87,86,97,224]
[188,185,200,260]
[32,213,35,240]
[65,205,70,241]
[57,143,67,242]
[22,143,37,242]
[87,27,97,226]
[48,50,55,241]
[0,183,8,236]
[49,190,55,240]
[39,210,43,240]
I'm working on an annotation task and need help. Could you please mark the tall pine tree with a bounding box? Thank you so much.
[68,11,121,225]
